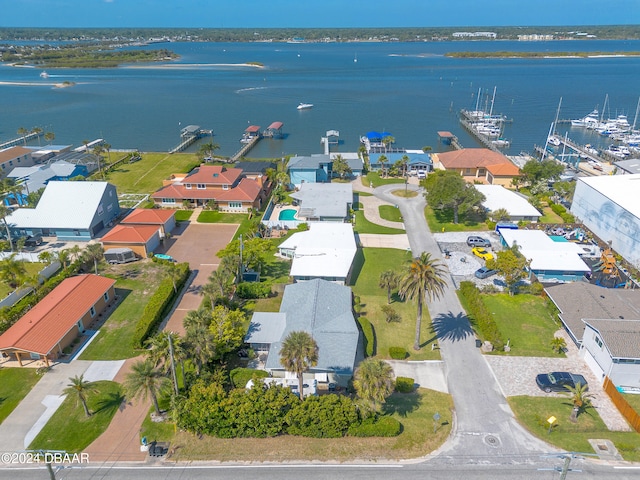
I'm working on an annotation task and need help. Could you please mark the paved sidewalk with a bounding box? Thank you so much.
[484,329,631,431]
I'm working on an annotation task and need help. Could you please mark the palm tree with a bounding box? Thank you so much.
[379,270,399,304]
[208,269,233,298]
[44,131,55,145]
[382,135,395,152]
[400,154,410,178]
[279,330,318,400]
[166,263,183,293]
[200,281,221,310]
[377,154,388,178]
[184,323,215,375]
[17,127,28,145]
[83,243,104,274]
[398,252,447,351]
[145,331,185,392]
[0,254,27,289]
[550,336,567,354]
[353,358,395,414]
[31,127,43,145]
[491,208,511,223]
[183,307,210,331]
[38,251,53,264]
[124,359,169,416]
[565,382,595,423]
[198,142,220,161]
[102,142,112,164]
[68,245,82,263]
[0,204,14,252]
[64,374,96,418]
[55,249,71,269]
[93,145,105,178]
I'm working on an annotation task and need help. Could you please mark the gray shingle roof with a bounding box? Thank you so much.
[290,183,352,218]
[583,319,640,358]
[545,282,640,343]
[249,279,359,374]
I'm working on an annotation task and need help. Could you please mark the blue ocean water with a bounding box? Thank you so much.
[1,40,639,157]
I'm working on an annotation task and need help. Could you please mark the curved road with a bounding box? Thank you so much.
[373,184,552,463]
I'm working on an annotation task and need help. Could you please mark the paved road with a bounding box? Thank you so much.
[373,184,553,460]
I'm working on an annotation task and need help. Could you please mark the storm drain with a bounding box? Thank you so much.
[484,434,500,447]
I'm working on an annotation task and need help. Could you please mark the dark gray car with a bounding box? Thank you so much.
[466,235,491,248]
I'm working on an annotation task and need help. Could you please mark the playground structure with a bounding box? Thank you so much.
[591,248,625,288]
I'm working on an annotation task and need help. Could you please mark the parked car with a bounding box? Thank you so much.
[24,234,43,248]
[536,371,588,393]
[475,266,498,279]
[472,247,494,261]
[466,235,491,248]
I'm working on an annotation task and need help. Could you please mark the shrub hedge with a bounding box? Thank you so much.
[458,281,505,350]
[229,367,269,389]
[357,317,375,357]
[389,347,408,360]
[131,262,190,348]
[550,203,576,223]
[395,376,415,393]
[348,416,402,437]
[236,281,272,299]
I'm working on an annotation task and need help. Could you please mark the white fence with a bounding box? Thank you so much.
[0,261,61,309]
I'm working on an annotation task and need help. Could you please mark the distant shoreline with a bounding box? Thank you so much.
[123,62,264,69]
[445,51,640,59]
[0,81,76,88]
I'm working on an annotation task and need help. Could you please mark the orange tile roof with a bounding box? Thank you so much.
[437,148,510,169]
[151,178,261,203]
[121,208,176,225]
[183,165,242,185]
[486,162,521,176]
[101,224,159,244]
[0,275,115,355]
[0,146,31,163]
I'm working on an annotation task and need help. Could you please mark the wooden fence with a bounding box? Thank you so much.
[603,376,640,432]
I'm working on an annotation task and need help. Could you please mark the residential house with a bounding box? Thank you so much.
[245,279,360,386]
[433,148,520,185]
[151,164,265,212]
[475,185,541,222]
[7,160,93,202]
[100,224,161,258]
[290,183,353,222]
[278,223,357,284]
[120,208,177,238]
[545,282,640,346]
[0,146,35,178]
[7,181,120,241]
[368,152,433,175]
[287,154,363,187]
[0,274,116,366]
[581,319,640,388]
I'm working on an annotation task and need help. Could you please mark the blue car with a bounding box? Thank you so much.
[475,266,498,279]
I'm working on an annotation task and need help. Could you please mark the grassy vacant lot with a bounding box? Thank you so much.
[0,368,40,424]
[354,211,405,235]
[30,381,123,453]
[104,152,200,194]
[424,205,488,233]
[539,206,564,224]
[164,388,452,462]
[0,262,48,299]
[351,248,440,359]
[509,395,640,461]
[624,393,640,415]
[362,172,406,188]
[197,211,248,224]
[379,205,403,222]
[79,262,167,360]
[481,294,564,357]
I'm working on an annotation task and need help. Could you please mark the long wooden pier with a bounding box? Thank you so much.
[169,125,212,154]
[459,117,503,153]
[230,136,261,161]
[0,131,44,150]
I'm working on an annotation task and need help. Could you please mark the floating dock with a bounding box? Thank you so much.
[169,125,212,154]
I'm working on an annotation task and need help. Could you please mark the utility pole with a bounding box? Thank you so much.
[168,333,179,395]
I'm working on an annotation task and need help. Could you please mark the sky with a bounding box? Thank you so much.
[1,0,638,28]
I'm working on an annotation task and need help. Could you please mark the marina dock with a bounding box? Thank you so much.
[169,125,212,154]
[230,125,263,161]
[459,116,503,153]
[0,131,44,150]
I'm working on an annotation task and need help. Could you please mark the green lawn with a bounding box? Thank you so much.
[362,172,406,188]
[424,206,488,233]
[104,152,201,194]
[170,388,453,461]
[79,263,167,360]
[0,262,49,300]
[0,368,40,424]
[174,210,194,222]
[539,206,564,224]
[141,395,175,444]
[379,205,403,222]
[351,248,439,359]
[29,381,123,453]
[353,211,405,235]
[624,393,640,416]
[197,211,248,224]
[509,395,640,461]
[481,294,564,357]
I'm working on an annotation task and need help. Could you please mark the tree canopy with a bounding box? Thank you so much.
[423,170,485,224]
[486,245,530,295]
[520,159,564,187]
[332,154,352,179]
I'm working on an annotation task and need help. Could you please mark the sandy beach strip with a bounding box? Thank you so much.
[123,62,264,69]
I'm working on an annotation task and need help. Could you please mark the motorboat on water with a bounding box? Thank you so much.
[297,103,313,110]
[548,135,561,147]
[571,109,599,127]
[39,70,49,78]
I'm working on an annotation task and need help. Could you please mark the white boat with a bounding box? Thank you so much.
[548,135,561,147]
[571,109,599,127]
[297,103,313,110]
[39,71,49,78]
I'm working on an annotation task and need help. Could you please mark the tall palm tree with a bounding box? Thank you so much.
[353,358,395,414]
[55,249,71,269]
[31,127,43,145]
[83,243,104,274]
[102,142,112,164]
[377,154,388,178]
[400,154,410,178]
[124,359,169,416]
[398,252,448,351]
[0,204,14,252]
[280,330,318,400]
[64,374,97,418]
[208,268,233,298]
[44,131,55,145]
[183,307,210,332]
[198,142,220,161]
[38,251,53,264]
[92,145,105,178]
[145,331,185,392]
[68,245,82,263]
[166,263,183,293]
[565,383,595,423]
[200,281,220,310]
[17,127,28,145]
[184,323,215,375]
[0,254,27,289]
[379,270,399,305]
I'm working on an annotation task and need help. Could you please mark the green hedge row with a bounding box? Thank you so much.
[132,262,190,348]
[236,281,272,299]
[395,377,415,393]
[347,416,402,437]
[458,281,505,350]
[550,203,576,223]
[357,317,375,357]
[229,367,269,389]
[389,347,408,360]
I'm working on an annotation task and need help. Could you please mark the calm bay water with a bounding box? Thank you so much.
[1,40,639,157]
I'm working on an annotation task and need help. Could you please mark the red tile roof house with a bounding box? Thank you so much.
[433,148,520,186]
[0,275,116,367]
[150,165,267,212]
[120,208,177,238]
[100,224,161,259]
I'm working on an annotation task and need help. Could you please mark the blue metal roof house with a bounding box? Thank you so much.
[287,154,363,187]
[368,152,433,174]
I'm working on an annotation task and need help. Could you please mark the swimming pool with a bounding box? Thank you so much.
[549,235,569,242]
[278,209,297,221]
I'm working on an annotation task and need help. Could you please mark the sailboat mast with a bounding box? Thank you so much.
[632,96,640,131]
[489,86,497,117]
[475,87,481,112]
[553,97,562,135]
[542,122,554,161]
